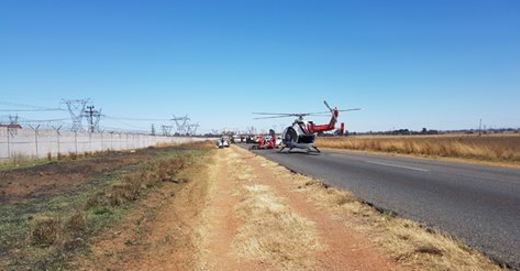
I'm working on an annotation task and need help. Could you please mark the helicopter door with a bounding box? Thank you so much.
[283,127,298,144]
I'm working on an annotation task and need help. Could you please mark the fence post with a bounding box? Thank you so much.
[88,131,92,153]
[6,127,11,159]
[29,125,40,158]
[52,125,62,158]
[74,131,78,155]
[57,131,60,156]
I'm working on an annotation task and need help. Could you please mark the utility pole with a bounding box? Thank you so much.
[83,105,102,133]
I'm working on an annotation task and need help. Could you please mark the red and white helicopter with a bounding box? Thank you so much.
[253,101,360,153]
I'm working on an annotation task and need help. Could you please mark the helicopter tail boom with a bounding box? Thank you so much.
[307,108,339,133]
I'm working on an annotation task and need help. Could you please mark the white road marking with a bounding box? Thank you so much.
[364,160,430,172]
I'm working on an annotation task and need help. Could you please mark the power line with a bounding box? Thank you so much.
[0,101,65,110]
[0,108,64,112]
[103,115,172,121]
[106,118,148,130]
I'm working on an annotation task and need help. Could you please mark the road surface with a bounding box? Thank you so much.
[249,147,520,269]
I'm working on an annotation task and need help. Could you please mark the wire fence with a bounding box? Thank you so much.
[0,127,203,161]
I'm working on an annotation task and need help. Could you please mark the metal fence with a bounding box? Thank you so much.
[0,127,202,160]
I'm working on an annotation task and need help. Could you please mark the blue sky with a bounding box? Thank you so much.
[1,0,519,133]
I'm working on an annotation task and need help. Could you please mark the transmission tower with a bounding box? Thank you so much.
[83,105,102,133]
[187,123,200,135]
[172,115,190,135]
[63,99,89,131]
[8,115,19,126]
[162,125,173,136]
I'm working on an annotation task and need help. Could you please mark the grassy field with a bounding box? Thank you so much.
[0,141,214,270]
[317,134,520,164]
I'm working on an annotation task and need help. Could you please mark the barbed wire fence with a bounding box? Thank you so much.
[0,127,200,161]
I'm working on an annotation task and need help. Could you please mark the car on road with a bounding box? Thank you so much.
[217,137,230,149]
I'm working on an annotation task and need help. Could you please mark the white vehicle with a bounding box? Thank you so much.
[217,137,230,149]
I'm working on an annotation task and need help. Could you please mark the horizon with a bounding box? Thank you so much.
[1,0,519,133]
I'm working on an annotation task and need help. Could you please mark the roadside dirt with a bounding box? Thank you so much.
[72,153,211,271]
[75,146,403,270]
[0,147,177,204]
[217,147,400,270]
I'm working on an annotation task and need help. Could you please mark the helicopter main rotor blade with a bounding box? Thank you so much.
[339,108,362,112]
[324,100,333,112]
[252,112,300,116]
[308,108,362,115]
[253,112,312,117]
[253,115,296,120]
[306,114,332,117]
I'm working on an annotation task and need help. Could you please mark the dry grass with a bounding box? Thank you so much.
[317,134,520,164]
[294,175,504,271]
[28,155,190,251]
[233,184,323,270]
[30,216,61,247]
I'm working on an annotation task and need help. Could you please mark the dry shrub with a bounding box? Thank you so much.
[66,212,87,234]
[103,157,187,207]
[327,189,356,206]
[109,183,139,206]
[68,152,78,161]
[84,192,105,209]
[152,159,186,182]
[30,216,61,247]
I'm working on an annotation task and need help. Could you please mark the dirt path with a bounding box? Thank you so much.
[195,146,400,270]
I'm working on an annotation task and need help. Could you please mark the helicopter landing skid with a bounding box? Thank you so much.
[277,146,296,153]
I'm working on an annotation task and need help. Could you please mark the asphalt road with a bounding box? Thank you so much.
[248,146,520,269]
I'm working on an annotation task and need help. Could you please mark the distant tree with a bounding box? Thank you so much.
[151,124,156,136]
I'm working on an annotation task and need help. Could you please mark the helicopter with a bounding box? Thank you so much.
[253,101,360,153]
